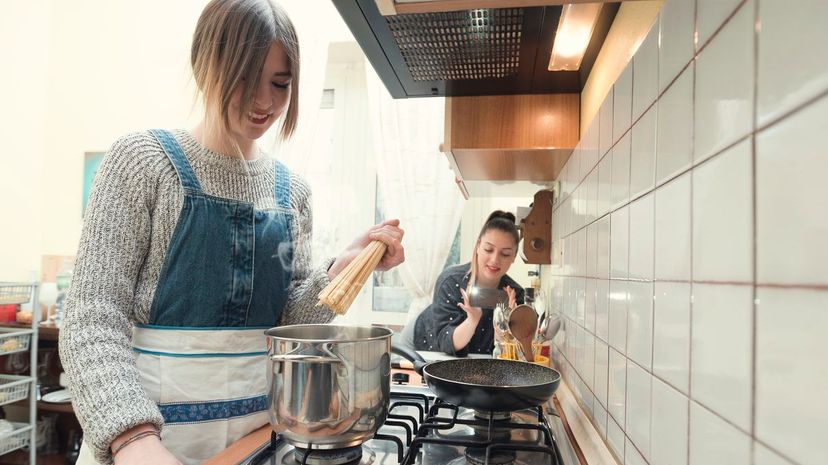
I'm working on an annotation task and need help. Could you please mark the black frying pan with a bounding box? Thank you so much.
[391,343,561,412]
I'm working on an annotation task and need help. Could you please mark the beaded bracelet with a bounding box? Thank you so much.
[112,430,161,457]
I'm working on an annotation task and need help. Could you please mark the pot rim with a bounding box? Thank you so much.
[265,324,393,343]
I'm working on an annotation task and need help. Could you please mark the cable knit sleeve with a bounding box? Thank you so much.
[58,136,165,465]
[278,172,337,325]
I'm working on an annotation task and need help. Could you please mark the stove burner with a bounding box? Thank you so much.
[472,411,512,422]
[292,445,363,465]
[464,446,516,465]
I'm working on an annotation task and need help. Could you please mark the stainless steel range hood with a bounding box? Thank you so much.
[331,0,620,98]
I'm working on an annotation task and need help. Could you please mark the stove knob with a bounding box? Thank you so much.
[392,373,410,385]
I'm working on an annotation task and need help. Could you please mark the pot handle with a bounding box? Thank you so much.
[270,354,342,364]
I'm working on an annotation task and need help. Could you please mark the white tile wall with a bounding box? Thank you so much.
[691,284,753,431]
[547,0,828,462]
[611,133,631,209]
[628,194,654,281]
[607,416,626,462]
[689,402,751,465]
[599,88,614,156]
[692,139,753,283]
[694,0,754,163]
[630,106,657,199]
[595,278,609,341]
[596,211,610,279]
[594,338,609,408]
[652,282,691,394]
[593,400,608,440]
[753,442,795,465]
[613,65,634,144]
[585,278,596,332]
[755,288,828,465]
[610,206,629,280]
[632,24,659,121]
[696,0,745,50]
[656,64,693,185]
[626,281,653,369]
[756,95,828,286]
[651,378,689,465]
[654,173,691,281]
[658,0,695,91]
[757,0,828,126]
[626,362,652,458]
[608,280,627,354]
[626,437,648,465]
[608,347,627,426]
[597,152,613,219]
[584,332,595,390]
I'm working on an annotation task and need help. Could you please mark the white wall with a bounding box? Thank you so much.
[0,1,51,281]
[548,1,828,464]
[40,0,205,257]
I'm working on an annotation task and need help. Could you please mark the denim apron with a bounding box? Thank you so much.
[78,129,294,465]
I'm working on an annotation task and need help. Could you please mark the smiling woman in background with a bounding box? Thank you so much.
[407,210,524,356]
[57,1,404,464]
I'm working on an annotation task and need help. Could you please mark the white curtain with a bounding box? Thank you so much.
[365,68,466,322]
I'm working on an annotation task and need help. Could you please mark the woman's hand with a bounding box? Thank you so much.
[504,286,517,310]
[328,219,405,279]
[458,288,483,322]
[112,425,180,465]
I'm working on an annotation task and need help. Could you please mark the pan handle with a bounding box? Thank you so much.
[390,342,428,375]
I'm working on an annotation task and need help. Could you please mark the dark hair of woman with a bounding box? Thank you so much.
[468,210,520,289]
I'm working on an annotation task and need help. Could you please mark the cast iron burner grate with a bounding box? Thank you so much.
[402,401,563,465]
[248,392,431,465]
[293,445,363,465]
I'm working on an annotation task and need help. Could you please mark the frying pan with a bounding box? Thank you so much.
[391,343,560,412]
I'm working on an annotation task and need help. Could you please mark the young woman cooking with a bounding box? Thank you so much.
[58,1,404,464]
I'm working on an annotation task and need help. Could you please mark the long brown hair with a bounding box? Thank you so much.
[191,0,300,148]
[468,210,520,289]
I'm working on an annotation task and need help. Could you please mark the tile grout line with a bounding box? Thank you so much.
[622,46,635,455]
[750,0,760,463]
[649,11,661,458]
[687,1,699,463]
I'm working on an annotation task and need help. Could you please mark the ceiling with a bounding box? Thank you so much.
[331,0,620,98]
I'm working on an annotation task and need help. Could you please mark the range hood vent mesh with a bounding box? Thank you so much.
[386,8,523,81]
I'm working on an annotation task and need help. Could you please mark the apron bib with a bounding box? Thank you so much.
[78,130,294,465]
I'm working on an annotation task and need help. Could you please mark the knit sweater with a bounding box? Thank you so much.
[58,130,336,464]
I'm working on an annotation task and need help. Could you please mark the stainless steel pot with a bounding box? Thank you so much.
[265,324,392,449]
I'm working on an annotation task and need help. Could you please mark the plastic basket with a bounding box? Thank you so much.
[0,328,31,356]
[0,423,31,456]
[0,284,33,305]
[0,375,31,407]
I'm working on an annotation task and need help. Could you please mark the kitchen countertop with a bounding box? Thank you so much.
[203,425,271,465]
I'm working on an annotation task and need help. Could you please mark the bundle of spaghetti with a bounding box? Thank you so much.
[318,240,387,315]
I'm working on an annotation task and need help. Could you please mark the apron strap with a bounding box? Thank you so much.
[149,129,203,192]
[273,160,293,234]
[273,160,290,209]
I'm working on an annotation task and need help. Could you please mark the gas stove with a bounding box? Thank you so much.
[239,384,577,465]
